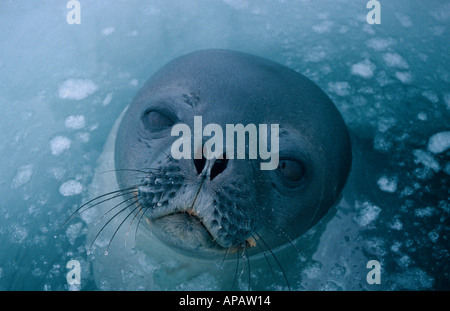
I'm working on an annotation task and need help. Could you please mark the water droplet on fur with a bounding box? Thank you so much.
[104,250,109,256]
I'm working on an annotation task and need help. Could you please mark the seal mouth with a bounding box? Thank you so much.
[148,209,227,255]
[154,210,214,241]
[147,208,257,257]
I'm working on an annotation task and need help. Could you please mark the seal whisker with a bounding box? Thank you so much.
[251,233,275,275]
[218,248,229,270]
[59,186,137,232]
[94,195,137,226]
[100,168,163,175]
[254,232,290,291]
[89,199,140,253]
[258,218,305,259]
[106,201,142,253]
[124,200,145,247]
[231,247,240,291]
[251,203,304,259]
[244,246,251,291]
[134,205,153,244]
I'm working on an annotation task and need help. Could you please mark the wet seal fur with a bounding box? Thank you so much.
[84,49,352,290]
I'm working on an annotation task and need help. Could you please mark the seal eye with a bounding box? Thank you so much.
[143,111,174,129]
[277,159,305,183]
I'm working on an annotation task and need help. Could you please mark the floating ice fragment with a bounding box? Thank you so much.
[414,207,435,218]
[395,13,413,27]
[413,149,440,172]
[444,93,450,109]
[128,30,139,37]
[10,224,28,244]
[383,53,409,69]
[397,255,411,268]
[328,81,351,96]
[58,79,98,100]
[102,27,115,36]
[312,20,333,34]
[427,131,450,154]
[373,134,393,152]
[417,112,427,121]
[66,223,83,245]
[50,136,71,155]
[59,180,83,196]
[391,268,434,290]
[377,175,398,193]
[65,115,86,130]
[351,59,376,79]
[395,71,413,84]
[366,37,396,51]
[304,48,326,63]
[444,163,450,175]
[76,132,90,143]
[391,241,402,253]
[421,90,439,103]
[102,93,113,106]
[389,218,403,230]
[11,164,33,189]
[428,231,439,243]
[355,201,381,227]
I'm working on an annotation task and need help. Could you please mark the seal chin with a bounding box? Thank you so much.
[149,211,228,258]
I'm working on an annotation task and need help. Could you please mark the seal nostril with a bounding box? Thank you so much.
[210,154,228,180]
[194,156,206,175]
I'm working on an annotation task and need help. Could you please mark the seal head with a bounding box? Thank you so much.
[114,49,352,258]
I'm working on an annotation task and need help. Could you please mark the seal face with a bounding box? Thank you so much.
[114,49,352,258]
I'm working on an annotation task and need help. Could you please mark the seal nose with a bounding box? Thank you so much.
[193,153,228,180]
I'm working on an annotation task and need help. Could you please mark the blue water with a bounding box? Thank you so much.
[0,0,448,290]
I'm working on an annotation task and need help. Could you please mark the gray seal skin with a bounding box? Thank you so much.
[113,49,352,260]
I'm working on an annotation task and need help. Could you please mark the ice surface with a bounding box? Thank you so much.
[427,131,450,154]
[58,79,98,101]
[0,0,448,291]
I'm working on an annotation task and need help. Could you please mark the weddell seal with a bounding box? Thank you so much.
[72,49,352,290]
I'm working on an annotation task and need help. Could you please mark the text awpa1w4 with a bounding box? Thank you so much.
[171,116,279,171]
